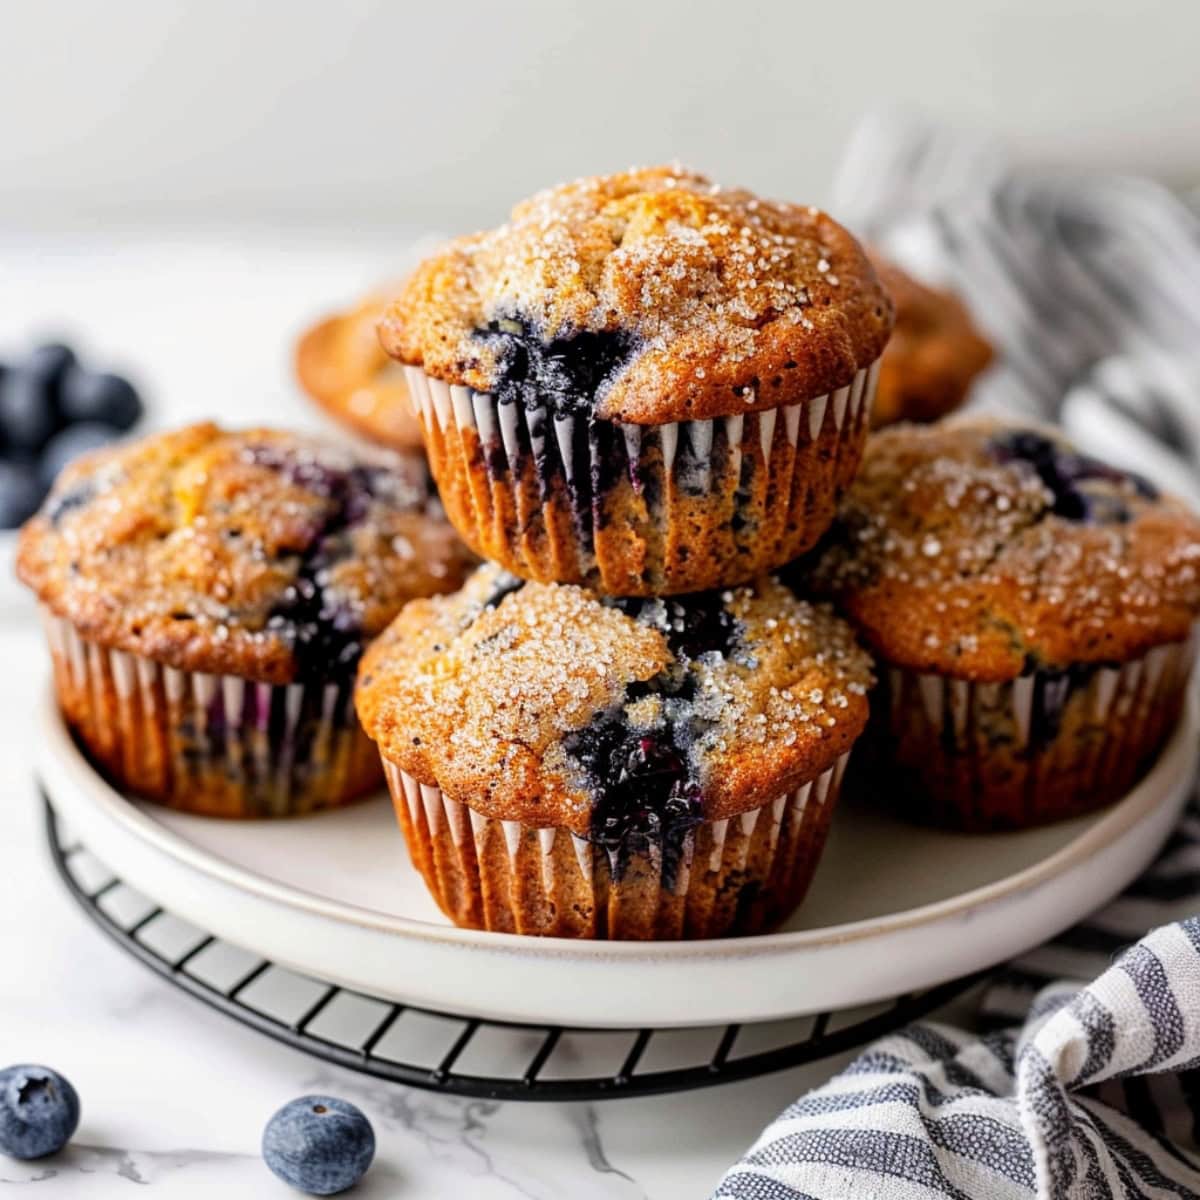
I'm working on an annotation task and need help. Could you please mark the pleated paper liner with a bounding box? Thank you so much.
[42,610,381,818]
[381,753,850,940]
[874,631,1198,831]
[403,360,879,596]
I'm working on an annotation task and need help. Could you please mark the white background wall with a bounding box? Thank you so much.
[3,0,1199,235]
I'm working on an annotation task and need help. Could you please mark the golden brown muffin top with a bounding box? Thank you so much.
[356,564,872,836]
[295,292,425,451]
[380,166,894,424]
[18,423,476,684]
[871,257,993,427]
[809,418,1200,680]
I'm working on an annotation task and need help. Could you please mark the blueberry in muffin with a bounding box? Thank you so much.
[806,417,1200,829]
[380,166,893,596]
[355,564,873,938]
[18,423,475,816]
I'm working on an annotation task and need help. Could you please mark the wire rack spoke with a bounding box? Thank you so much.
[42,794,984,1102]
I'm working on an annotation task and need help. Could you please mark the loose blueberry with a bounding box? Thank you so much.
[0,1065,80,1160]
[58,368,142,431]
[25,343,76,393]
[0,370,60,454]
[39,423,118,489]
[262,1095,375,1196]
[0,461,45,528]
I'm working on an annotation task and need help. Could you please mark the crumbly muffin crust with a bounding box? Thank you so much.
[296,293,424,451]
[871,257,993,427]
[380,166,893,424]
[810,418,1200,679]
[356,564,872,836]
[18,423,475,683]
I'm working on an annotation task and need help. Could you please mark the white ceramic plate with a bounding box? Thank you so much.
[37,688,1198,1028]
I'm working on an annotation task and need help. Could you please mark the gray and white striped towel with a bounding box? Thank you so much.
[713,115,1200,1200]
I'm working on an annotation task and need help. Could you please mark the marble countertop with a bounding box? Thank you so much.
[0,231,893,1198]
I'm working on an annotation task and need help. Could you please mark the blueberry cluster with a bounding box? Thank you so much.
[566,593,743,879]
[0,1064,376,1196]
[0,342,142,527]
[248,446,391,683]
[989,429,1157,524]
[475,314,638,417]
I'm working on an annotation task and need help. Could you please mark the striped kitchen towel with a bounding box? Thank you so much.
[713,115,1200,1200]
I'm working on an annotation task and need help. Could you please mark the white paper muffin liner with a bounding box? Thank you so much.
[402,359,879,593]
[876,630,1198,829]
[381,752,850,940]
[42,610,381,817]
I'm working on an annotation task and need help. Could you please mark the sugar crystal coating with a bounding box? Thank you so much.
[380,166,893,424]
[807,417,1200,678]
[17,423,477,683]
[355,564,873,835]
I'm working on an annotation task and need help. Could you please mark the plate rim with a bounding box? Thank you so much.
[36,685,1199,964]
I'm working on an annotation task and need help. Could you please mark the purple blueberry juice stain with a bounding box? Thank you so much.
[472,316,643,552]
[611,593,739,660]
[475,315,639,418]
[565,709,704,887]
[246,445,399,683]
[563,593,744,883]
[1019,655,1110,753]
[989,430,1157,524]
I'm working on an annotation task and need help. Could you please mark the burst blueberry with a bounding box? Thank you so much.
[476,314,639,417]
[989,429,1157,524]
[0,1064,80,1160]
[262,1095,375,1196]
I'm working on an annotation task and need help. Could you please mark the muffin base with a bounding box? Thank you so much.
[873,634,1197,831]
[404,362,878,596]
[43,611,382,818]
[381,754,849,940]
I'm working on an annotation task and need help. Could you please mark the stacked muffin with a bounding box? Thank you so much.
[355,167,890,938]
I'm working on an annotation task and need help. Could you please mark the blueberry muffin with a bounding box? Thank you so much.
[296,291,424,451]
[808,418,1200,830]
[871,257,993,427]
[379,166,894,596]
[18,423,475,817]
[355,564,872,938]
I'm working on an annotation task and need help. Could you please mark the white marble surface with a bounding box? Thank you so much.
[0,232,906,1198]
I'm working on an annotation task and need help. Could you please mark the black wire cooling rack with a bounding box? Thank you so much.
[44,797,984,1102]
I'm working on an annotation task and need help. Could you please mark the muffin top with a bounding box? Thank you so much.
[379,166,893,425]
[356,564,872,840]
[296,291,424,451]
[809,418,1200,679]
[18,423,475,684]
[871,257,993,427]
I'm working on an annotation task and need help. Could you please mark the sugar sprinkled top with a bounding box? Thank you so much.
[380,166,893,425]
[356,565,872,832]
[16,423,476,684]
[809,417,1200,679]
